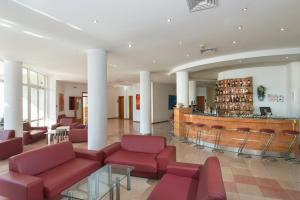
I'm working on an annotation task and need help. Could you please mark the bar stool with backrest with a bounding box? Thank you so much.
[194,123,206,149]
[282,130,299,161]
[260,129,276,159]
[211,125,224,153]
[237,127,252,158]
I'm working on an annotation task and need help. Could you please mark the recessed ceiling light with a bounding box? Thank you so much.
[93,20,99,24]
[153,60,157,64]
[242,8,248,12]
[22,31,46,39]
[0,22,12,28]
[285,56,289,59]
[280,27,286,32]
[178,41,183,46]
[186,54,190,57]
[232,40,237,44]
[237,25,243,30]
[167,18,172,23]
[128,43,133,48]
[67,23,82,31]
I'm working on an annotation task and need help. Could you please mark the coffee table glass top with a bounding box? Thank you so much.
[61,164,134,200]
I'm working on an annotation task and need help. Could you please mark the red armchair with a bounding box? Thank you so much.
[23,122,47,145]
[51,117,79,130]
[69,128,87,143]
[148,157,227,200]
[0,142,103,200]
[102,135,176,179]
[0,130,23,160]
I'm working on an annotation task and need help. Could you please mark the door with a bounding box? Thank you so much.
[118,96,124,119]
[129,96,133,120]
[197,96,205,112]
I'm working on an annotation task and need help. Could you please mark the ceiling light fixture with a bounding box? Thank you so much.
[186,54,190,57]
[237,25,243,30]
[167,18,172,23]
[67,23,82,31]
[232,40,237,44]
[0,22,12,28]
[93,20,99,24]
[280,27,286,32]
[285,56,289,59]
[22,31,46,39]
[242,8,248,12]
[178,41,183,46]
[128,43,133,48]
[153,60,157,64]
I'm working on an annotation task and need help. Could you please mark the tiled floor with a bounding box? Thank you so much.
[1,119,300,200]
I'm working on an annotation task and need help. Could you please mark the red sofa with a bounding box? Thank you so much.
[0,130,23,160]
[0,142,103,200]
[69,128,87,143]
[23,122,47,145]
[148,157,226,200]
[51,117,79,130]
[102,135,176,179]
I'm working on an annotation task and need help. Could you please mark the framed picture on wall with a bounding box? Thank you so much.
[59,93,64,111]
[168,95,177,110]
[136,94,140,110]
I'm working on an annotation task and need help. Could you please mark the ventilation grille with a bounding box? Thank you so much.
[187,0,218,12]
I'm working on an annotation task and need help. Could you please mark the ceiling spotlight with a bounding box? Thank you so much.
[237,25,243,30]
[285,56,289,59]
[128,43,133,48]
[280,27,286,32]
[242,8,248,12]
[232,40,237,44]
[167,18,172,23]
[93,20,99,24]
[186,54,190,57]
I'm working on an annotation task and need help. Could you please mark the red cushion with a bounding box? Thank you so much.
[196,157,226,200]
[9,142,75,176]
[60,118,75,126]
[105,150,157,173]
[148,174,198,200]
[0,130,15,140]
[121,135,166,154]
[37,158,99,199]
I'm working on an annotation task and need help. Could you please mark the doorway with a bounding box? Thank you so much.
[129,96,133,120]
[197,96,205,112]
[118,96,124,119]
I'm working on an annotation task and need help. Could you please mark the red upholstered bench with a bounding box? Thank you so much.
[69,128,87,143]
[102,135,176,179]
[148,157,227,200]
[0,142,103,200]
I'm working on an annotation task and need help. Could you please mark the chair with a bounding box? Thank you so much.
[282,130,299,161]
[211,125,224,153]
[51,116,79,130]
[194,124,206,149]
[237,127,252,158]
[260,129,276,159]
[0,130,23,160]
[23,122,47,145]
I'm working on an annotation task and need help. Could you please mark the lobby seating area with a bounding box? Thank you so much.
[22,122,47,145]
[0,130,23,160]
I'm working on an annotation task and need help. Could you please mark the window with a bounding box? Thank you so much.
[23,86,29,121]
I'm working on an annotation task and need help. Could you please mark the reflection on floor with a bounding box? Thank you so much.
[1,119,300,200]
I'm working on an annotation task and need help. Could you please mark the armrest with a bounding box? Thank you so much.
[0,138,23,160]
[156,146,176,174]
[70,122,80,130]
[167,162,202,179]
[74,148,104,165]
[31,126,47,131]
[0,172,43,200]
[51,123,61,130]
[102,142,121,158]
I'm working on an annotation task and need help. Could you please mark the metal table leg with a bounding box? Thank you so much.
[127,168,131,191]
[116,177,120,200]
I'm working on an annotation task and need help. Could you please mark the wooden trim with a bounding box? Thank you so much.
[152,120,169,124]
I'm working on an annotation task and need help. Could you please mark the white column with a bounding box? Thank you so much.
[288,62,300,118]
[189,80,197,105]
[140,71,151,134]
[4,60,23,137]
[176,71,189,107]
[87,49,107,150]
[47,76,57,127]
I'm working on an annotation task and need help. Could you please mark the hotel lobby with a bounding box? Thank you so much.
[0,0,300,200]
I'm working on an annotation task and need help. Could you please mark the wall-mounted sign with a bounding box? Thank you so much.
[268,94,284,102]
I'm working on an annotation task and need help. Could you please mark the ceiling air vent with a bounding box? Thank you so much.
[187,0,218,12]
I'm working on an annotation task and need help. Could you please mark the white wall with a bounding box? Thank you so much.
[218,64,299,117]
[56,81,65,116]
[107,86,125,118]
[152,83,176,123]
[196,87,207,98]
[125,84,140,122]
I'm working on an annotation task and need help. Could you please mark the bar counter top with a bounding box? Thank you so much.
[174,108,299,156]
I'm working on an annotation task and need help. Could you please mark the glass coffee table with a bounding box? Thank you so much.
[61,164,134,200]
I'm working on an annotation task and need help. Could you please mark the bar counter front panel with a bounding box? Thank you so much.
[174,108,299,155]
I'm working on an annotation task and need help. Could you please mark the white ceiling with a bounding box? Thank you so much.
[0,0,299,85]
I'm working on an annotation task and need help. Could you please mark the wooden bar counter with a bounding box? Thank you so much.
[174,108,299,155]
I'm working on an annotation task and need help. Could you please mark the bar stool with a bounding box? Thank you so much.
[194,124,206,149]
[260,129,276,159]
[237,127,252,158]
[182,122,193,144]
[282,130,299,161]
[211,125,224,153]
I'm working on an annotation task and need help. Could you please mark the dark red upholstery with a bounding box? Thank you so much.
[148,157,226,200]
[103,135,176,179]
[51,116,79,130]
[74,148,104,165]
[0,142,101,200]
[0,196,9,200]
[0,130,23,160]
[23,122,47,145]
[69,128,87,143]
